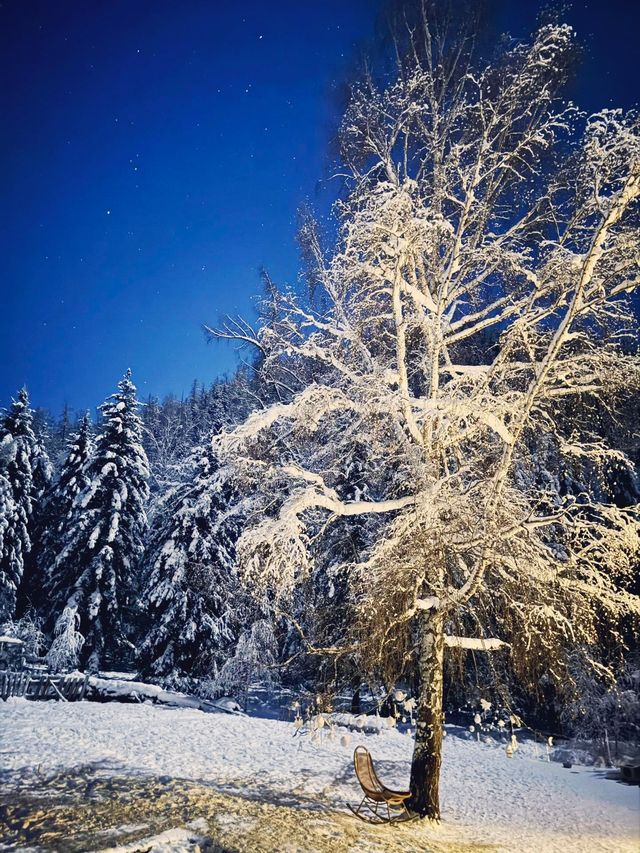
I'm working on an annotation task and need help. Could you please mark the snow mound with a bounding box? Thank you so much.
[99,818,212,852]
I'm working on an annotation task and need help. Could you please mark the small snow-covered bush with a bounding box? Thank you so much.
[561,664,640,761]
[47,605,85,672]
[209,619,278,710]
[2,610,46,658]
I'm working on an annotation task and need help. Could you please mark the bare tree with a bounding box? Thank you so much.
[211,8,639,820]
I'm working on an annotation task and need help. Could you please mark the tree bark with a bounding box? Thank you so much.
[351,686,361,714]
[409,608,444,820]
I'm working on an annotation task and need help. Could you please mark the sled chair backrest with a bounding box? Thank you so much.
[353,746,385,797]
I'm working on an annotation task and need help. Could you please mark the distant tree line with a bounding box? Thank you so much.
[0,365,266,683]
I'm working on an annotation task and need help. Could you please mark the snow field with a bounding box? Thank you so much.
[1,699,638,852]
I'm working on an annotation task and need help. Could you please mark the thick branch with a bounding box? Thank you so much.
[444,636,510,651]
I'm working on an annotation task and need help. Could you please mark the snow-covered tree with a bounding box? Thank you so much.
[1,609,46,659]
[17,416,55,614]
[139,445,239,687]
[46,604,85,672]
[286,441,381,694]
[30,423,53,502]
[142,370,259,493]
[38,413,94,607]
[0,389,38,622]
[212,619,278,710]
[47,371,150,671]
[0,453,17,624]
[45,403,77,469]
[210,11,640,820]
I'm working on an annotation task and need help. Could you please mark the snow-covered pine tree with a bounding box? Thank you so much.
[141,371,258,494]
[0,467,16,623]
[1,609,46,659]
[17,415,55,614]
[47,371,149,671]
[0,389,38,623]
[45,403,76,469]
[139,444,239,688]
[210,8,640,820]
[38,413,94,609]
[30,422,53,501]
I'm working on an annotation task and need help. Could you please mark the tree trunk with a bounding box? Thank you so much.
[409,608,444,820]
[350,686,361,714]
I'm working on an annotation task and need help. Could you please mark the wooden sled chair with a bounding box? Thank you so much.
[349,745,415,824]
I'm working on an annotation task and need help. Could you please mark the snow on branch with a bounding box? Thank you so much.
[212,384,359,452]
[280,475,416,520]
[416,597,440,611]
[444,636,510,651]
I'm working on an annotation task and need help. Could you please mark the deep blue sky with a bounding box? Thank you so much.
[1,0,638,417]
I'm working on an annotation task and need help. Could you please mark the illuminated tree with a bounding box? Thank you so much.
[210,7,639,819]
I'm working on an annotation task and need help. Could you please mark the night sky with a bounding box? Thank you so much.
[1,0,638,417]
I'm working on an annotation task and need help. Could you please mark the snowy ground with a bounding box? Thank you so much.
[0,699,638,852]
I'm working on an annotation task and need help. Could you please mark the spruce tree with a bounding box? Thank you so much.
[139,445,238,687]
[48,371,149,670]
[0,389,37,623]
[53,403,73,466]
[17,418,54,614]
[31,424,53,501]
[0,465,17,625]
[38,413,94,612]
